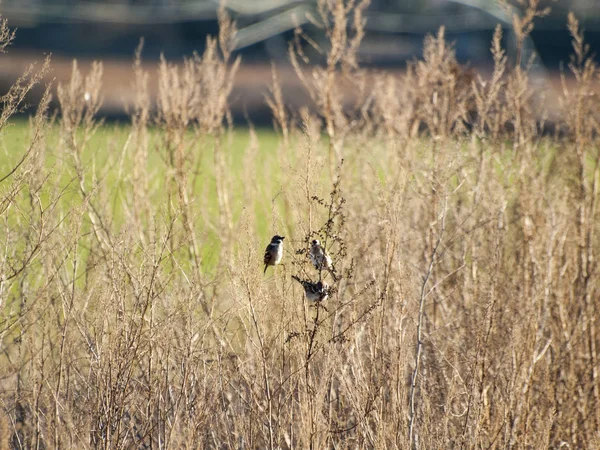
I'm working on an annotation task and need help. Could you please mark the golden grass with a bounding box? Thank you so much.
[1,2,600,448]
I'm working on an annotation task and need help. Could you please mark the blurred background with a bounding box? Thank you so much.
[1,0,599,121]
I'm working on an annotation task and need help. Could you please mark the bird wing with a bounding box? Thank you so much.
[309,246,321,268]
[264,244,275,265]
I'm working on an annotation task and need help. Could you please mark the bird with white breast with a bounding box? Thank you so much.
[263,235,285,274]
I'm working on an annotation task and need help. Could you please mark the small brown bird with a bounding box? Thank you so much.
[292,275,329,303]
[309,239,335,278]
[264,235,285,273]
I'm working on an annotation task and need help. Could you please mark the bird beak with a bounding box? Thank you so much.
[281,237,285,240]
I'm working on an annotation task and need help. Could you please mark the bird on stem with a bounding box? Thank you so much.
[263,235,285,273]
[292,275,329,303]
[309,239,335,279]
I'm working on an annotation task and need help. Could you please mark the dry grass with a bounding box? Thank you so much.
[1,1,600,448]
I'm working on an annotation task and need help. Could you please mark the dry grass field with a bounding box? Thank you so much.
[1,1,600,448]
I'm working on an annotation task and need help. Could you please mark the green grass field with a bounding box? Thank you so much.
[1,119,287,272]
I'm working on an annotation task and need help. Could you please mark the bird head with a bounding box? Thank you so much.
[311,239,320,246]
[316,281,328,292]
[271,235,285,243]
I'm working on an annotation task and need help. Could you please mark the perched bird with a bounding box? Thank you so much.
[264,235,285,273]
[292,275,329,303]
[309,239,335,278]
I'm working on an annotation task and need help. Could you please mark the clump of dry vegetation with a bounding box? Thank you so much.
[1,1,600,448]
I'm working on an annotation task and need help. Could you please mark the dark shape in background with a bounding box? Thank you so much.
[1,0,600,123]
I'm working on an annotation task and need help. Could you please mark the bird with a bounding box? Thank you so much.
[292,275,329,303]
[263,235,285,273]
[309,239,335,278]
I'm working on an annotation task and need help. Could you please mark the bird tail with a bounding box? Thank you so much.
[291,275,302,285]
[264,264,268,274]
